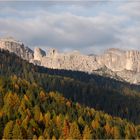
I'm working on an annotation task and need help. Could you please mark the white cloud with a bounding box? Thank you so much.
[0,1,140,54]
[119,2,140,18]
[0,10,126,53]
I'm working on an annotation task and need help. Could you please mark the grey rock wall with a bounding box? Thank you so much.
[0,37,34,61]
[1,37,140,85]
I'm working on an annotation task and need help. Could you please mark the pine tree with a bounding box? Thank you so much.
[69,121,81,139]
[111,126,121,139]
[43,129,50,139]
[21,116,29,130]
[3,92,20,119]
[38,135,44,140]
[2,121,13,139]
[12,122,23,139]
[78,116,85,128]
[92,120,100,129]
[39,91,46,102]
[104,123,112,138]
[55,114,63,129]
[61,120,70,139]
[44,111,51,127]
[27,126,33,139]
[34,105,41,121]
[83,125,92,139]
[52,135,56,140]
[124,124,136,139]
[32,135,37,140]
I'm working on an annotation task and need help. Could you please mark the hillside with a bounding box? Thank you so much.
[0,76,140,139]
[1,37,140,85]
[1,49,140,124]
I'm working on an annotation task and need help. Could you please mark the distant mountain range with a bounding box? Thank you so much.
[1,37,140,84]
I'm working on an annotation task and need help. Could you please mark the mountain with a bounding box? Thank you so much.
[2,37,140,124]
[0,76,140,139]
[1,49,140,124]
[33,48,140,85]
[1,37,140,85]
[0,37,34,61]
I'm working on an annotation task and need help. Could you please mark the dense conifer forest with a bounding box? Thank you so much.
[0,76,140,139]
[1,49,140,125]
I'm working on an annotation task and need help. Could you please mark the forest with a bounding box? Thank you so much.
[1,49,140,125]
[0,76,140,139]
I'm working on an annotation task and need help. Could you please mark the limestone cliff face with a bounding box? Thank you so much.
[31,47,140,84]
[37,47,140,75]
[97,48,140,72]
[125,50,140,72]
[0,37,34,61]
[39,48,102,72]
[1,37,140,85]
[97,48,126,71]
[34,48,46,61]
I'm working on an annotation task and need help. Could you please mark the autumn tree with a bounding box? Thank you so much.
[27,126,34,139]
[69,121,81,139]
[34,105,41,122]
[83,125,92,139]
[61,119,70,139]
[44,111,51,127]
[111,126,121,139]
[104,122,112,138]
[12,122,23,139]
[3,121,13,139]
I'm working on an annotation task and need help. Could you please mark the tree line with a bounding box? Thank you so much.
[0,76,140,139]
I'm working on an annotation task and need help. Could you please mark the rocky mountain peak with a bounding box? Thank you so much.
[34,48,46,61]
[1,36,140,85]
[47,48,58,57]
[0,37,34,61]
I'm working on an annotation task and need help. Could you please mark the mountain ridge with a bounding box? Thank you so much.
[0,37,34,61]
[1,37,140,84]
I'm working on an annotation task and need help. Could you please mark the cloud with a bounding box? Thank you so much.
[114,2,140,50]
[119,2,140,19]
[0,9,127,53]
[116,26,140,50]
[0,1,140,54]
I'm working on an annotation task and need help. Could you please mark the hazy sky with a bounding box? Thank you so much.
[0,0,140,54]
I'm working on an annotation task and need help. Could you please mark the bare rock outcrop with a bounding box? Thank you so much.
[1,37,140,85]
[125,50,140,72]
[34,47,140,84]
[40,49,102,72]
[34,48,46,61]
[97,48,126,71]
[0,37,34,61]
[97,49,140,72]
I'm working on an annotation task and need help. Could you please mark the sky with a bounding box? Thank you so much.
[0,0,140,54]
